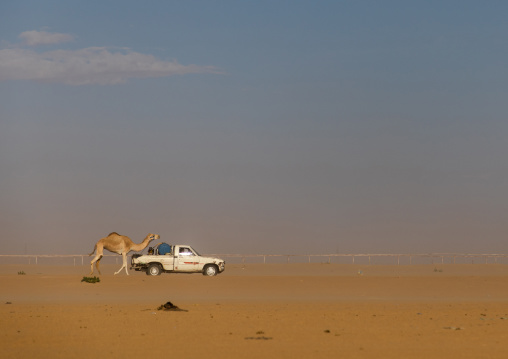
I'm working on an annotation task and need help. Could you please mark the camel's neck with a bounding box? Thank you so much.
[131,236,152,252]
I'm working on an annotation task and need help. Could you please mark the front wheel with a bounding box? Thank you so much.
[146,263,162,276]
[203,265,218,276]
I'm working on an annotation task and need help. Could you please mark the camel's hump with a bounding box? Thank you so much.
[107,232,120,236]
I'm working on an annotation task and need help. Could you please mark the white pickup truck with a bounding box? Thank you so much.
[130,243,225,276]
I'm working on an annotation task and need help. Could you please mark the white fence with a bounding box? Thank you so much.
[214,253,508,265]
[1,253,508,265]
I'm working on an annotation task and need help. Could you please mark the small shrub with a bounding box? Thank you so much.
[81,276,100,283]
[18,271,26,275]
[434,267,443,273]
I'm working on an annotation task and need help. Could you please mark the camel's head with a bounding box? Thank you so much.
[148,234,160,242]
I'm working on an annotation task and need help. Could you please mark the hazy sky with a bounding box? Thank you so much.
[1,1,507,255]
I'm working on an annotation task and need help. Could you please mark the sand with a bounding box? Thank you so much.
[2,263,508,358]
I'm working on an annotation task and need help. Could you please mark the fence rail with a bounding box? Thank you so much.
[1,253,508,265]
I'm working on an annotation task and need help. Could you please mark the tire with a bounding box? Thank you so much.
[203,264,218,276]
[146,263,162,276]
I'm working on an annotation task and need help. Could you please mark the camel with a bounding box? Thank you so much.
[89,232,160,275]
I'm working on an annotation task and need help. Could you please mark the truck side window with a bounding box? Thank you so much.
[179,247,193,256]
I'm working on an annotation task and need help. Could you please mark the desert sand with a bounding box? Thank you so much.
[2,262,508,358]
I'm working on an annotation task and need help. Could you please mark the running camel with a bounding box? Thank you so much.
[89,232,160,275]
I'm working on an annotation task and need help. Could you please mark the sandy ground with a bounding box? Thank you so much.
[2,263,508,358]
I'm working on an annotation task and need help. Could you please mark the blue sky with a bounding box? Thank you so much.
[1,1,508,255]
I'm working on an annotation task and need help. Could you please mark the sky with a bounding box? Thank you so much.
[1,1,507,255]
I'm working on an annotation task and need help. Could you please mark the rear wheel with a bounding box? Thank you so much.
[146,263,162,276]
[203,265,218,276]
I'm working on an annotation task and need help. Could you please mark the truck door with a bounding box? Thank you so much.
[175,246,199,272]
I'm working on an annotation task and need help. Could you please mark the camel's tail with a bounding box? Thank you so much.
[89,244,97,256]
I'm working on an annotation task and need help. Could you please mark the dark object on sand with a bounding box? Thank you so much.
[81,276,100,283]
[157,301,188,312]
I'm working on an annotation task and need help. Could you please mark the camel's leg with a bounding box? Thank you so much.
[124,253,129,275]
[96,256,102,275]
[114,253,128,275]
[90,254,102,275]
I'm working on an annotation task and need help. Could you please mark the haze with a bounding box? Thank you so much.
[1,1,507,255]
